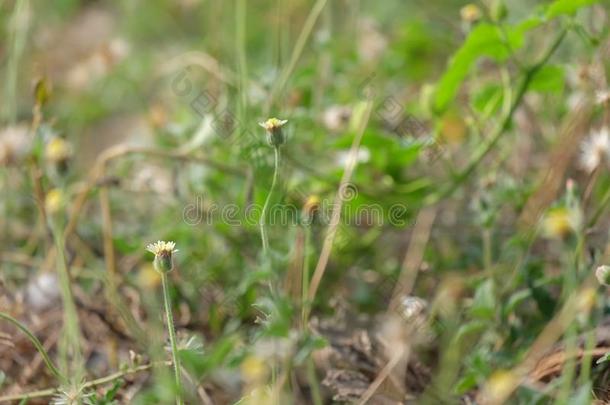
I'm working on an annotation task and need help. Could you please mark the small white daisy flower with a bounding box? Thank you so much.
[258,117,287,131]
[146,240,178,273]
[579,127,610,173]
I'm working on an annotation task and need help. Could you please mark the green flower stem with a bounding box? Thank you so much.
[260,146,281,254]
[161,272,184,405]
[0,312,64,381]
[301,224,312,326]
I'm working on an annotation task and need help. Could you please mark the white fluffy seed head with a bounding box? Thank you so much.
[579,127,610,173]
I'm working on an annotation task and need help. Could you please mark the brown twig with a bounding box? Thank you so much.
[0,362,166,402]
[307,100,373,302]
[388,206,437,311]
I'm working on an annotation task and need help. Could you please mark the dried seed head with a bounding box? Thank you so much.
[596,89,610,105]
[579,127,610,173]
[596,265,610,287]
[0,125,31,166]
[51,382,93,405]
[259,117,287,147]
[146,240,178,273]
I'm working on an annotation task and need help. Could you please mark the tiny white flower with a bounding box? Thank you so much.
[0,124,31,166]
[146,240,178,255]
[258,118,287,131]
[579,127,610,173]
[595,89,610,105]
[322,105,351,133]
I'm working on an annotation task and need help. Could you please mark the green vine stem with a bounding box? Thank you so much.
[0,311,64,381]
[425,28,568,205]
[161,271,184,405]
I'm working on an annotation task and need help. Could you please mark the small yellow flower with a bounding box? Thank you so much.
[479,370,517,404]
[241,355,267,384]
[259,117,288,147]
[146,240,178,273]
[45,188,65,215]
[45,137,73,163]
[302,195,321,222]
[542,207,580,239]
[460,4,482,23]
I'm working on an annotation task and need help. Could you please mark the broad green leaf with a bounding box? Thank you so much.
[434,21,539,112]
[546,0,600,19]
[529,65,565,93]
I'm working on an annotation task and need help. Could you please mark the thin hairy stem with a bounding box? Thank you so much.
[161,272,184,405]
[266,0,328,113]
[260,146,281,254]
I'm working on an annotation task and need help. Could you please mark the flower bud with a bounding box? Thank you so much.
[259,118,287,147]
[45,188,65,215]
[146,241,178,273]
[460,4,482,24]
[490,0,508,22]
[302,195,321,224]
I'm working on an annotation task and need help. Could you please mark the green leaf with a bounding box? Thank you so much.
[504,289,531,316]
[546,0,600,19]
[470,279,496,320]
[434,24,505,112]
[472,84,504,114]
[454,320,487,344]
[529,65,564,93]
[434,21,539,112]
[455,374,478,394]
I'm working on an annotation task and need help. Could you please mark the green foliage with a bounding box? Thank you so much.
[1,0,610,403]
